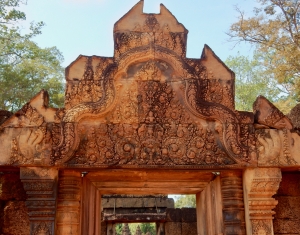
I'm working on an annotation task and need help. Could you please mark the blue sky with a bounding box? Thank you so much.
[22,0,259,67]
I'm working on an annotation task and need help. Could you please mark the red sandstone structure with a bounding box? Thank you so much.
[1,1,300,234]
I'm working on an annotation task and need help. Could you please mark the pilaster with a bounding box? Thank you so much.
[244,168,282,235]
[20,167,58,235]
[56,170,82,235]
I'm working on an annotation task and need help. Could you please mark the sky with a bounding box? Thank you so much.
[21,0,259,67]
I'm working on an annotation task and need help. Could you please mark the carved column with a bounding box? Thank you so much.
[56,170,82,235]
[20,167,58,235]
[221,171,246,235]
[244,168,282,235]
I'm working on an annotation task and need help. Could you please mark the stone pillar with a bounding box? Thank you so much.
[221,171,246,235]
[82,176,102,235]
[196,175,223,235]
[107,223,116,235]
[156,222,165,235]
[56,170,82,235]
[243,168,282,235]
[20,167,58,235]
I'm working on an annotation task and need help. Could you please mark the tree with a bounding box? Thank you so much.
[0,0,64,112]
[227,0,300,102]
[140,223,156,235]
[115,223,123,235]
[174,195,196,208]
[225,53,295,113]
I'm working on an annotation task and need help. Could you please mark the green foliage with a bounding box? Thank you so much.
[116,223,156,235]
[115,224,122,235]
[225,53,295,112]
[174,195,196,208]
[140,223,156,235]
[227,0,300,103]
[0,0,64,111]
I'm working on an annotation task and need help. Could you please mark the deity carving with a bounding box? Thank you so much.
[0,0,268,169]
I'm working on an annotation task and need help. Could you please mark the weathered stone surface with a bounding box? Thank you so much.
[288,103,300,131]
[2,201,30,235]
[181,222,197,235]
[273,219,300,234]
[0,201,4,234]
[256,129,300,167]
[165,222,181,235]
[0,173,26,200]
[275,196,300,219]
[273,172,300,235]
[0,110,12,125]
[101,221,107,235]
[180,208,196,222]
[277,172,300,196]
[102,197,174,209]
[253,95,293,129]
[166,208,182,222]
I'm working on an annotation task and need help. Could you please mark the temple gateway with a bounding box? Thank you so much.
[1,1,300,234]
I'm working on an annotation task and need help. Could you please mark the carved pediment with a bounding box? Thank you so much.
[0,1,258,168]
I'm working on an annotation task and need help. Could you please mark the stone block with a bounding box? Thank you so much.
[181,222,197,235]
[165,222,181,235]
[102,197,174,209]
[274,196,300,219]
[277,173,300,196]
[166,208,182,222]
[101,221,107,235]
[0,173,26,200]
[180,208,196,222]
[2,201,29,235]
[273,219,300,234]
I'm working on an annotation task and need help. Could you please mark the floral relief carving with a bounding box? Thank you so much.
[185,78,254,163]
[16,104,44,127]
[32,222,52,235]
[115,14,186,58]
[247,168,282,235]
[65,57,113,109]
[1,2,260,169]
[252,220,272,235]
[66,79,237,167]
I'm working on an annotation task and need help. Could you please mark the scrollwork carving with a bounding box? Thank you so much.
[185,79,251,163]
[256,129,297,166]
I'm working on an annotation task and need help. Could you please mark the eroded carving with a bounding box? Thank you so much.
[256,129,297,166]
[253,96,293,129]
[246,168,282,235]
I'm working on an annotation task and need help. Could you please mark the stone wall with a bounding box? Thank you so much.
[273,172,300,235]
[0,171,29,235]
[165,208,197,235]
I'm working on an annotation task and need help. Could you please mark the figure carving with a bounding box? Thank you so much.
[1,0,259,169]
